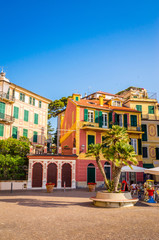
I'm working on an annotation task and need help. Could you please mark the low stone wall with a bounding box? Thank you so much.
[0,181,27,190]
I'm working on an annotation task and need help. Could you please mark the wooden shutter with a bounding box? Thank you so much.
[33,98,35,106]
[156,148,159,160]
[20,93,23,101]
[124,114,127,128]
[148,106,154,114]
[0,124,4,137]
[13,106,19,119]
[95,111,99,123]
[84,109,88,121]
[115,113,118,125]
[12,126,18,139]
[131,115,137,127]
[109,112,112,128]
[0,102,5,119]
[33,131,38,143]
[88,135,95,145]
[24,110,29,122]
[136,105,142,112]
[99,111,103,128]
[157,125,159,137]
[142,147,148,158]
[142,124,147,141]
[23,129,28,138]
[34,113,38,124]
[138,139,142,155]
[30,97,32,104]
[39,101,42,108]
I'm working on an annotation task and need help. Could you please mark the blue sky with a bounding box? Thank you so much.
[1,0,159,128]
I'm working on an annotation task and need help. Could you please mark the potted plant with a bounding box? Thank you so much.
[46,182,55,193]
[88,182,97,192]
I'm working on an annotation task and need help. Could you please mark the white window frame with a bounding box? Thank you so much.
[88,110,94,123]
[102,113,108,128]
[119,114,123,127]
[112,101,121,107]
[131,138,137,154]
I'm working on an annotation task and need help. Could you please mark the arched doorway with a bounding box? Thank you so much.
[62,163,71,187]
[104,162,111,180]
[87,163,95,184]
[47,163,57,187]
[32,163,43,187]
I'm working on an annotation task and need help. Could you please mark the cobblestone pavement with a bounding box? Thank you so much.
[0,189,159,240]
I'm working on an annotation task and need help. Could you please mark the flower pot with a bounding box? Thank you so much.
[88,184,96,192]
[46,184,55,193]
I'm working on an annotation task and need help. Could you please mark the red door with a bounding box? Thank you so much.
[47,163,57,187]
[62,163,71,187]
[32,163,43,187]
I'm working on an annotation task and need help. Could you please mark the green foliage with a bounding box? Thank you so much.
[48,96,72,119]
[0,154,26,180]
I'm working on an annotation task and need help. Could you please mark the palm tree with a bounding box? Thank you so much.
[86,125,138,192]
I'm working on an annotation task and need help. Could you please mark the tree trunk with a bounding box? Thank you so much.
[112,164,122,192]
[96,157,109,189]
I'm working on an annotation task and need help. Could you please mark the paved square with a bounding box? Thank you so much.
[0,190,159,240]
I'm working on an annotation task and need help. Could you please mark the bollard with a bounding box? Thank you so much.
[11,182,13,193]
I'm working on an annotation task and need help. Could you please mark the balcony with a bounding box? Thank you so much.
[0,113,15,123]
[127,124,142,132]
[0,91,15,103]
[141,114,159,120]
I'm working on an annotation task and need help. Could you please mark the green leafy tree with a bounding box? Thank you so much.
[48,96,72,119]
[86,125,138,192]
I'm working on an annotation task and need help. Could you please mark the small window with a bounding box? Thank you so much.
[88,111,94,123]
[34,113,38,124]
[102,113,108,128]
[136,105,142,112]
[75,96,79,101]
[13,106,19,119]
[131,138,137,154]
[142,147,148,158]
[29,97,32,105]
[24,110,29,122]
[112,101,121,107]
[20,93,25,102]
[12,126,18,139]
[33,98,35,106]
[88,135,95,146]
[148,106,154,114]
[33,131,38,143]
[23,129,28,138]
[39,101,42,108]
[131,115,137,127]
[0,124,4,137]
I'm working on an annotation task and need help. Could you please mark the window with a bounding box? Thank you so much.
[24,110,29,122]
[33,131,38,143]
[131,115,137,127]
[13,106,19,119]
[0,124,4,137]
[157,125,159,137]
[33,98,35,106]
[102,113,108,128]
[112,101,121,107]
[39,101,42,108]
[136,105,142,112]
[75,96,79,101]
[29,97,32,105]
[148,106,154,114]
[20,93,25,102]
[23,129,28,138]
[115,114,123,127]
[88,111,94,122]
[88,135,95,146]
[12,126,18,139]
[131,138,137,154]
[142,124,147,141]
[156,148,159,160]
[143,147,148,158]
[34,113,38,124]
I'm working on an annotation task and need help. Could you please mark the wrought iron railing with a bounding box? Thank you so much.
[0,113,15,122]
[0,91,15,101]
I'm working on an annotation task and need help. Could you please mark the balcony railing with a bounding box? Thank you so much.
[126,124,142,132]
[0,113,15,123]
[141,114,159,120]
[0,91,15,102]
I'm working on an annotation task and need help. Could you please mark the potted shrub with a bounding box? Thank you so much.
[88,182,97,192]
[46,182,55,193]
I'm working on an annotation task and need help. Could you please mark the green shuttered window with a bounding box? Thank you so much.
[33,98,35,106]
[12,126,18,139]
[131,115,137,127]
[136,105,142,112]
[84,109,88,121]
[24,110,29,122]
[39,101,42,108]
[143,147,148,158]
[23,129,28,138]
[138,139,142,155]
[34,113,38,124]
[156,148,159,160]
[157,125,159,137]
[95,111,99,123]
[148,106,154,114]
[33,131,38,143]
[0,124,4,137]
[0,102,5,119]
[142,124,147,141]
[109,112,112,128]
[13,106,19,119]
[20,93,25,102]
[29,97,32,105]
[124,114,127,128]
[99,111,103,128]
[88,135,95,146]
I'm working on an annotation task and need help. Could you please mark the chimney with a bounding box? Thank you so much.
[99,95,103,106]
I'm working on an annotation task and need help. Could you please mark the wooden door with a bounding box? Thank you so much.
[47,163,57,187]
[62,163,71,187]
[32,163,43,187]
[87,164,95,184]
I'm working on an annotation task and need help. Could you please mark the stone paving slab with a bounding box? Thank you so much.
[0,189,159,240]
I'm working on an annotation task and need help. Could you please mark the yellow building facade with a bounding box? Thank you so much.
[0,71,51,149]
